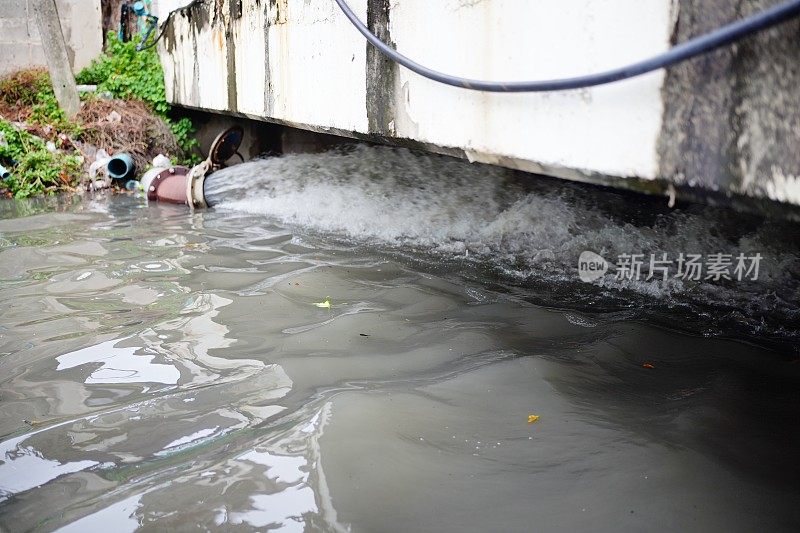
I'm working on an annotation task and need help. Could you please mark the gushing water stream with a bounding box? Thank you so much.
[207,145,800,344]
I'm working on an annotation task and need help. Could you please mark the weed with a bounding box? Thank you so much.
[0,120,81,198]
[77,33,198,156]
[0,69,51,107]
[0,33,200,198]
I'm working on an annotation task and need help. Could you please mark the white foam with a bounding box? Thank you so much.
[204,145,800,338]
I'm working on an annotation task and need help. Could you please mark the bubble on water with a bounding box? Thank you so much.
[132,261,172,273]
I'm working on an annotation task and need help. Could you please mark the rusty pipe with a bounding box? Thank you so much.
[145,166,188,204]
[144,164,210,208]
[143,125,245,208]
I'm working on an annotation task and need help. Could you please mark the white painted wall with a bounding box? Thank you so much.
[163,0,369,133]
[150,0,195,19]
[263,0,368,132]
[389,0,671,179]
[161,0,673,184]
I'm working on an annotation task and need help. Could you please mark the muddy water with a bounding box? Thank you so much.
[1,149,799,531]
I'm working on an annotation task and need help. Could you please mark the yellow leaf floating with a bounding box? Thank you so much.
[527,414,540,424]
[314,297,332,309]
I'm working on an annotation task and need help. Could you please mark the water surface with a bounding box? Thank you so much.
[1,148,799,531]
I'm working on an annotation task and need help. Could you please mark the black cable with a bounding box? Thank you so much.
[136,15,159,51]
[136,18,170,51]
[333,0,800,92]
[137,0,203,51]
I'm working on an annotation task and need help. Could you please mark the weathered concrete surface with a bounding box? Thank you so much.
[31,0,80,117]
[0,0,102,76]
[660,0,800,206]
[157,0,800,210]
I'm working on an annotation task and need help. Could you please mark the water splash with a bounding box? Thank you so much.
[205,145,800,342]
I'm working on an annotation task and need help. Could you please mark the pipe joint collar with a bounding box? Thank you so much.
[186,160,210,209]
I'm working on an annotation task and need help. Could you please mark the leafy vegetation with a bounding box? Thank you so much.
[0,32,200,198]
[0,120,82,198]
[0,69,81,136]
[77,33,198,154]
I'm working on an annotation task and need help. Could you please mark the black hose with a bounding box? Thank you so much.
[137,0,203,51]
[136,19,170,51]
[136,16,159,51]
[333,0,800,92]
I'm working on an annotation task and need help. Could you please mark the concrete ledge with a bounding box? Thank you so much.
[158,0,800,210]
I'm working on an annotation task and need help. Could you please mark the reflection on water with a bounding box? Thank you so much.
[0,423,98,500]
[56,338,181,385]
[0,187,798,531]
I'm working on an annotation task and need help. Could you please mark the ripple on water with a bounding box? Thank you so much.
[0,161,798,531]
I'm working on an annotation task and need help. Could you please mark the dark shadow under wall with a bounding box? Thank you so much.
[175,108,353,164]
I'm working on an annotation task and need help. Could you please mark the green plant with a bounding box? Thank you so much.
[0,69,81,136]
[0,119,81,198]
[0,69,51,107]
[167,116,199,161]
[77,33,168,114]
[77,33,197,158]
[29,91,82,137]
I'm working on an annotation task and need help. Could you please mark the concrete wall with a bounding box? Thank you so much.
[151,0,196,18]
[0,0,103,76]
[157,0,800,210]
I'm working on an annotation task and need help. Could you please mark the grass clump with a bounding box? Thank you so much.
[0,69,81,136]
[0,69,51,107]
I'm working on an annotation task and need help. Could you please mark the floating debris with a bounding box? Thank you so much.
[528,414,540,424]
[314,297,332,309]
